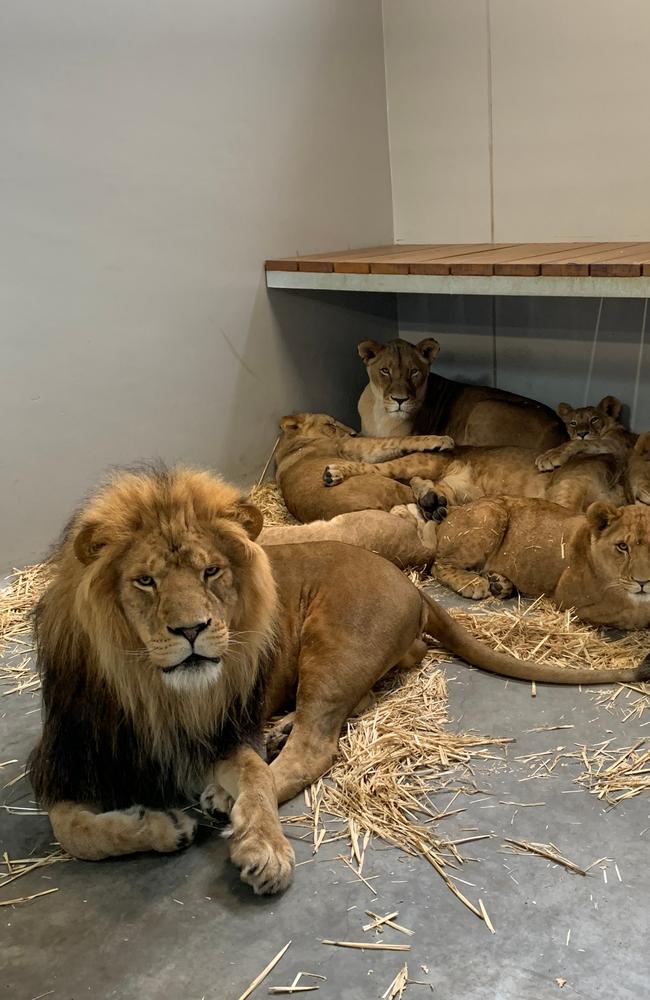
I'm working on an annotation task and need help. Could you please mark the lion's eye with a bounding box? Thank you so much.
[410,369,420,379]
[134,575,155,588]
[379,367,390,376]
[616,542,629,553]
[204,566,222,579]
[569,421,577,427]
[591,417,600,424]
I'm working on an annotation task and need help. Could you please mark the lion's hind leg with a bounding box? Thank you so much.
[49,801,197,861]
[434,561,491,600]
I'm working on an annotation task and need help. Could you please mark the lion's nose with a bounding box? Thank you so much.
[392,396,409,407]
[577,431,588,439]
[168,619,211,644]
[636,579,650,590]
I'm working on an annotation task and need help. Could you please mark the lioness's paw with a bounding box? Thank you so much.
[437,435,455,451]
[229,826,295,895]
[266,718,294,762]
[200,783,233,817]
[535,449,563,472]
[148,808,197,852]
[457,578,490,600]
[323,464,344,487]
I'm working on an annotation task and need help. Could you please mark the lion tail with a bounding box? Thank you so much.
[422,592,650,685]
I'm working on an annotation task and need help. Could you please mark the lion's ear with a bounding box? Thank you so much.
[357,340,383,365]
[234,502,264,540]
[634,432,650,459]
[416,338,440,364]
[598,395,622,419]
[280,414,302,433]
[557,402,573,418]
[73,522,106,564]
[586,501,622,534]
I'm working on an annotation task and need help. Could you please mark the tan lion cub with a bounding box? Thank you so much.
[535,396,634,471]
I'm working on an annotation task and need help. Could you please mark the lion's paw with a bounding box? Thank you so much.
[323,464,344,487]
[200,783,233,818]
[417,490,448,523]
[457,577,490,600]
[535,449,563,472]
[488,573,514,599]
[266,718,294,762]
[148,808,197,852]
[229,820,295,895]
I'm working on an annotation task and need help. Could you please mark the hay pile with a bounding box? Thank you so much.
[0,563,50,695]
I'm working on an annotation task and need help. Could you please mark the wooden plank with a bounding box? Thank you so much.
[302,244,433,274]
[370,243,517,275]
[265,244,413,273]
[589,243,650,277]
[447,243,602,276]
[494,243,610,276]
[542,242,643,276]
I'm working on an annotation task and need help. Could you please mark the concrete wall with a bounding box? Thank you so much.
[0,0,394,570]
[383,1,650,429]
[383,0,650,242]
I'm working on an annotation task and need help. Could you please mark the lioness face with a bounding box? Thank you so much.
[557,396,622,441]
[588,502,650,600]
[628,432,650,506]
[358,338,440,418]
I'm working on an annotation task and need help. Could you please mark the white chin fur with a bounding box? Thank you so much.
[628,591,650,601]
[162,661,222,692]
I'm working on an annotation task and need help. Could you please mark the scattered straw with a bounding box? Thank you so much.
[0,887,59,907]
[574,739,650,803]
[503,839,587,876]
[237,941,291,1000]
[0,563,50,696]
[248,481,297,527]
[321,940,410,952]
[382,963,409,1000]
[0,849,71,891]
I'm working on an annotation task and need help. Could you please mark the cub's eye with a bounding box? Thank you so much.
[410,369,421,379]
[204,566,222,579]
[134,575,155,588]
[616,541,629,553]
[591,417,600,424]
[569,421,577,427]
[379,367,390,376]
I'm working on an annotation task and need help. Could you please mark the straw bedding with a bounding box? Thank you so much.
[3,480,650,915]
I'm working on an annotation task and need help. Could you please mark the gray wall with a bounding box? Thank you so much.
[0,1,395,570]
[397,296,650,432]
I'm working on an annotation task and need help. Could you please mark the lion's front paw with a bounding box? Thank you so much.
[228,806,295,895]
[323,464,344,487]
[535,448,564,472]
[417,435,455,452]
[488,573,514,599]
[201,783,233,818]
[457,577,490,600]
[148,808,197,852]
[417,489,448,523]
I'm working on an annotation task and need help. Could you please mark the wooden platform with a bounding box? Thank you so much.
[265,243,650,298]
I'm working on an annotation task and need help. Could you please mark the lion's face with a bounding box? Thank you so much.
[70,468,274,692]
[628,432,650,506]
[587,501,650,600]
[358,338,439,419]
[279,412,357,441]
[557,396,622,441]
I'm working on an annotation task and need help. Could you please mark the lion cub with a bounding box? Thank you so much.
[276,412,453,522]
[417,496,650,631]
[535,396,634,471]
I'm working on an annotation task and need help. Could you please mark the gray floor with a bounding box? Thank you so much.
[3,590,650,1000]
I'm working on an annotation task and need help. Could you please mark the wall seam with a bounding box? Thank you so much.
[380,0,397,244]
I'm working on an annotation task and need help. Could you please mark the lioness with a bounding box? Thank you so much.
[35,465,601,895]
[535,396,634,471]
[419,496,650,631]
[323,444,626,516]
[260,509,436,569]
[276,412,453,522]
[358,338,565,449]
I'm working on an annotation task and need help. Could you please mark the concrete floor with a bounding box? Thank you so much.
[3,589,650,1000]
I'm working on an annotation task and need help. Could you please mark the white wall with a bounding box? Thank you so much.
[0,0,394,570]
[383,0,650,242]
[383,0,650,431]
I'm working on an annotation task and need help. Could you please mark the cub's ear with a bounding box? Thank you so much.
[557,402,573,418]
[598,395,622,419]
[416,338,440,364]
[73,522,106,564]
[586,501,622,534]
[357,340,383,364]
[634,431,650,458]
[280,414,302,432]
[234,502,264,540]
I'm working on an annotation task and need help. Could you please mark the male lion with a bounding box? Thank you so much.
[30,467,637,895]
[276,412,453,522]
[357,338,565,448]
[417,496,650,632]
